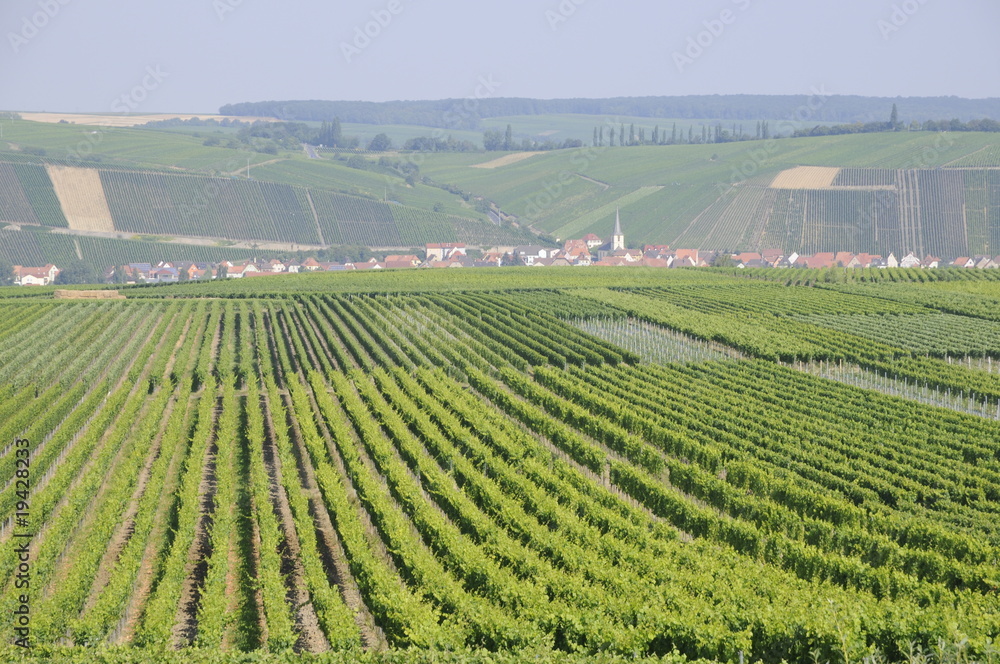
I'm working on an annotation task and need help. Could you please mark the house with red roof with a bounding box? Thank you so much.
[13,264,60,286]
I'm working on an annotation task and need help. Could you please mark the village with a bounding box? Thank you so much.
[9,213,1000,286]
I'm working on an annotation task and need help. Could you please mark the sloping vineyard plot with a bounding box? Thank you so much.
[100,171,318,244]
[0,164,39,224]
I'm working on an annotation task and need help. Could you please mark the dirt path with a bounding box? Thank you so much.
[470,153,538,169]
[114,396,198,643]
[261,308,384,649]
[259,388,331,653]
[80,393,179,612]
[305,191,324,245]
[576,174,611,190]
[170,404,220,648]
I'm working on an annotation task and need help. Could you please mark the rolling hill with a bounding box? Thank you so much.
[417,131,1000,256]
[4,114,1000,271]
[0,118,538,272]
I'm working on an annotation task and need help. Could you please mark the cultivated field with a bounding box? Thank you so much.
[470,153,539,169]
[45,166,115,232]
[19,113,279,127]
[769,166,841,189]
[2,268,999,663]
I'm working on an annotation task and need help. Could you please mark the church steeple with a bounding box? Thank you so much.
[612,208,625,251]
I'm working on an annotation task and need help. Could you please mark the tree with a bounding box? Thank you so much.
[483,129,505,151]
[217,264,228,279]
[593,127,599,147]
[890,103,900,130]
[652,126,659,145]
[711,253,734,268]
[609,127,616,146]
[111,265,128,284]
[619,124,625,147]
[54,260,96,285]
[629,124,636,146]
[0,259,14,286]
[504,124,513,151]
[368,133,393,152]
[671,123,677,144]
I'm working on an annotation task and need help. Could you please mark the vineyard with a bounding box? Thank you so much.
[675,167,1000,256]
[0,229,288,274]
[0,163,67,228]
[1,269,999,664]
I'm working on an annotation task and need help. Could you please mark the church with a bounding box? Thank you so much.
[595,208,626,260]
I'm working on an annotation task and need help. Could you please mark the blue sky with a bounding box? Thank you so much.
[1,0,998,113]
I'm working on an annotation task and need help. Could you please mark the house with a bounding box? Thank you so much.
[287,262,301,274]
[833,252,856,267]
[582,233,603,249]
[13,264,60,286]
[733,252,763,266]
[301,257,323,271]
[899,252,922,269]
[513,246,553,265]
[952,257,975,268]
[973,256,994,270]
[563,239,591,259]
[850,254,882,269]
[425,243,467,262]
[761,249,784,266]
[384,255,421,269]
[227,263,259,278]
[923,256,942,269]
[608,248,643,262]
[885,253,899,268]
[353,259,383,270]
[265,259,286,273]
[673,249,699,267]
[147,267,180,283]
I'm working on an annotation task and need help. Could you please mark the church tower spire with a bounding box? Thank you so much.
[612,208,624,251]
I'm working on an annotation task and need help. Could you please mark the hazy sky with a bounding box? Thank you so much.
[1,0,998,113]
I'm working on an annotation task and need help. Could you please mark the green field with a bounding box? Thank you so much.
[1,268,999,663]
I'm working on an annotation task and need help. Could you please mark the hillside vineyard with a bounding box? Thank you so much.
[1,270,999,663]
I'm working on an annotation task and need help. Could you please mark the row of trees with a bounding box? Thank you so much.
[591,121,771,147]
[794,104,1000,137]
[483,125,584,152]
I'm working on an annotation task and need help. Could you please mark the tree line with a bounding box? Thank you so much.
[220,95,1000,128]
